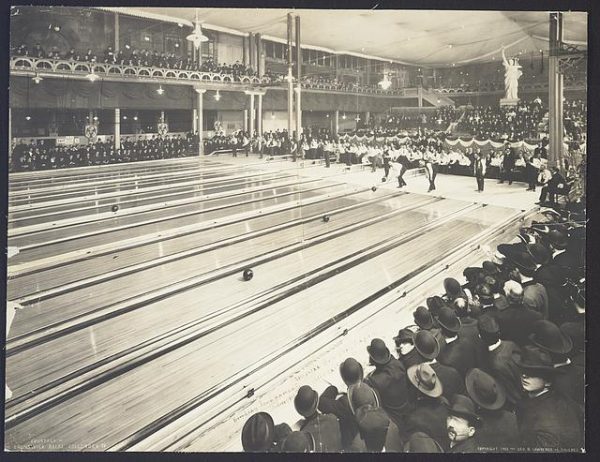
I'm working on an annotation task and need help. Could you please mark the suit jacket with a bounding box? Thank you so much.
[430,361,465,400]
[495,303,543,346]
[365,358,409,430]
[554,362,585,410]
[523,282,549,320]
[438,334,478,377]
[477,408,519,451]
[516,389,582,451]
[400,348,426,370]
[317,386,359,449]
[485,340,524,405]
[347,419,405,452]
[404,431,444,453]
[405,397,450,451]
[449,436,481,453]
[300,413,343,452]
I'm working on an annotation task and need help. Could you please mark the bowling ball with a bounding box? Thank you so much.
[371,186,377,192]
[243,268,254,281]
[381,177,387,183]
[111,205,119,212]
[323,215,330,223]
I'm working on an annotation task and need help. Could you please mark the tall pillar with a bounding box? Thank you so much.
[548,12,564,171]
[192,108,198,133]
[256,33,264,77]
[417,86,423,108]
[196,89,206,156]
[243,109,248,132]
[287,13,294,137]
[114,108,121,149]
[334,109,339,137]
[365,111,371,124]
[8,107,12,168]
[295,15,302,142]
[257,93,263,139]
[114,13,119,51]
[249,92,256,135]
[248,33,255,72]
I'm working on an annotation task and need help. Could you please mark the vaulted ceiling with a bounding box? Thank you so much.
[104,8,587,67]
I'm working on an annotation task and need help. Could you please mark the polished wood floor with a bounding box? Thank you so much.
[5,157,532,451]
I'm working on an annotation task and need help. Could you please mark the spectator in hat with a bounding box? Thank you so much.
[281,431,314,452]
[443,278,469,305]
[394,328,421,369]
[513,346,582,451]
[529,320,583,410]
[403,431,444,453]
[353,404,404,452]
[405,363,450,450]
[241,412,292,452]
[537,167,566,205]
[477,314,524,406]
[294,385,342,452]
[318,358,364,450]
[560,320,584,369]
[415,330,465,400]
[436,307,477,377]
[446,394,483,452]
[465,368,519,451]
[364,338,410,432]
[495,280,543,346]
[473,283,496,313]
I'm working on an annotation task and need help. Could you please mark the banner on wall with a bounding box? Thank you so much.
[56,136,75,146]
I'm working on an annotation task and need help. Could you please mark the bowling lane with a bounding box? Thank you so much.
[4,203,513,450]
[5,197,464,401]
[8,192,427,334]
[7,182,362,299]
[9,172,293,226]
[9,176,316,254]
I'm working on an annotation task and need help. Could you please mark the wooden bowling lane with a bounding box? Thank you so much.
[8,186,404,302]
[7,180,349,270]
[7,192,427,343]
[4,203,512,450]
[5,198,467,412]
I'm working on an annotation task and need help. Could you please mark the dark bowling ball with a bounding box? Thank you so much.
[111,205,119,212]
[323,215,330,223]
[381,177,387,182]
[243,268,254,281]
[371,186,377,192]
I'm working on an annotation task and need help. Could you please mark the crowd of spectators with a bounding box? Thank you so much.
[366,106,460,133]
[11,43,260,77]
[563,99,587,144]
[11,133,197,172]
[240,205,585,453]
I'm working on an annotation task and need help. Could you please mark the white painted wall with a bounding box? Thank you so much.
[216,33,244,65]
[262,111,288,132]
[216,110,244,132]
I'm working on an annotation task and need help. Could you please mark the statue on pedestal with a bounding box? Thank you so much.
[500,46,523,106]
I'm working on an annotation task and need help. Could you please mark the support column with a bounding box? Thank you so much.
[295,15,302,142]
[114,12,119,51]
[192,108,198,133]
[196,88,206,156]
[417,86,423,108]
[114,108,121,149]
[287,13,294,137]
[256,33,264,77]
[334,109,339,137]
[257,93,263,139]
[365,111,370,124]
[548,12,564,171]
[243,109,248,132]
[249,93,256,135]
[8,107,12,168]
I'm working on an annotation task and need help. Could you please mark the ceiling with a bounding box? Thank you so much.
[106,8,587,67]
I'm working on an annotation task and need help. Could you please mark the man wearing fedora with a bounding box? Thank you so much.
[352,403,405,452]
[413,305,445,347]
[465,368,519,451]
[318,358,364,450]
[405,363,450,451]
[241,412,292,452]
[477,314,524,406]
[364,338,410,433]
[436,307,478,377]
[293,385,343,452]
[513,346,582,451]
[529,320,584,410]
[495,280,543,346]
[414,330,465,401]
[446,394,483,453]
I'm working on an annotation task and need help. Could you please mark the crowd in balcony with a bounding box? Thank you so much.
[456,100,546,141]
[240,204,585,452]
[563,99,586,144]
[11,43,264,78]
[11,133,198,172]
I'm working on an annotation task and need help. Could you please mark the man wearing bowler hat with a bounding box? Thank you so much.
[436,307,477,377]
[364,338,410,432]
[318,358,364,450]
[405,363,450,450]
[529,320,584,410]
[465,368,519,451]
[477,314,524,406]
[281,431,314,452]
[414,330,465,400]
[513,346,582,451]
[446,394,483,452]
[293,385,342,452]
[413,306,445,347]
[241,412,292,452]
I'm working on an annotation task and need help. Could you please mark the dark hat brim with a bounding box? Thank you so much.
[448,407,483,428]
[529,332,573,355]
[512,353,559,373]
[367,346,392,365]
[437,316,461,333]
[415,337,440,361]
[465,370,506,411]
[415,318,434,330]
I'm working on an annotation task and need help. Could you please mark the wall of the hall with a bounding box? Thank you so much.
[215,33,245,65]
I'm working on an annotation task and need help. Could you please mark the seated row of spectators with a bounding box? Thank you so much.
[11,133,198,172]
[11,43,261,78]
[563,99,586,143]
[457,100,546,141]
[367,106,460,133]
[240,207,585,453]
